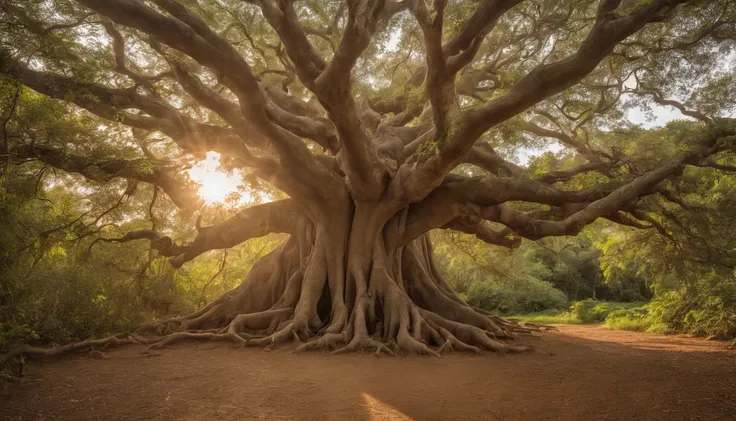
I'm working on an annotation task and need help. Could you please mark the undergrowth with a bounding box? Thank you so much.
[510,296,735,341]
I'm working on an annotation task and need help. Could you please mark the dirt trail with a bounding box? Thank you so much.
[2,325,735,421]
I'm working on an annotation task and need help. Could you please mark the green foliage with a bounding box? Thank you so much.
[508,300,644,324]
[648,287,736,339]
[433,229,645,305]
[414,139,440,159]
[510,292,736,340]
[604,309,659,333]
[467,277,568,314]
[0,323,40,350]
[511,291,735,340]
[0,163,280,352]
[571,299,646,323]
[507,309,583,325]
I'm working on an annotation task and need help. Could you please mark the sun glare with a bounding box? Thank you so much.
[188,152,242,204]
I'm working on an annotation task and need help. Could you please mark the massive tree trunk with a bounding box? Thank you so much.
[139,198,532,355]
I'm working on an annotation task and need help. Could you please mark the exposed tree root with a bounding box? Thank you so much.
[332,337,397,357]
[294,333,347,353]
[145,331,246,351]
[0,333,140,365]
[1,233,543,365]
[517,322,560,332]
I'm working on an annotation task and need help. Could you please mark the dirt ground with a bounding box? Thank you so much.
[2,324,735,421]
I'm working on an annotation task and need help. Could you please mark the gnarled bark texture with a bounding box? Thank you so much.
[129,198,538,356]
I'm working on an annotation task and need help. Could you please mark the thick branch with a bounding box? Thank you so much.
[98,199,298,267]
[2,54,256,163]
[165,199,298,266]
[636,87,712,124]
[312,0,408,200]
[254,0,327,86]
[390,174,611,247]
[400,0,689,202]
[12,144,201,210]
[523,121,600,159]
[77,0,340,200]
[535,162,610,183]
[100,18,167,92]
[444,216,521,249]
[463,143,525,177]
[481,160,684,239]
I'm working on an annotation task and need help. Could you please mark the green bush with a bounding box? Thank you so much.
[467,277,568,314]
[0,265,147,349]
[512,295,735,340]
[601,295,736,338]
[571,299,645,323]
[651,289,736,339]
[603,306,653,332]
[509,300,651,326]
[506,310,582,325]
[646,322,674,334]
[0,323,40,351]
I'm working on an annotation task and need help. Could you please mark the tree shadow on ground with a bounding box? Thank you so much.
[2,325,735,421]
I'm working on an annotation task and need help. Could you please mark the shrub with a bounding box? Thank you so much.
[506,310,582,325]
[571,299,645,323]
[649,287,736,340]
[645,322,674,334]
[467,277,568,314]
[506,300,655,326]
[0,265,147,350]
[0,323,40,351]
[603,307,653,332]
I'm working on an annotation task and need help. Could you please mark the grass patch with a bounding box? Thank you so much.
[601,305,675,333]
[506,309,582,325]
[604,314,652,332]
[508,300,649,326]
[509,297,736,340]
[645,322,674,334]
[572,300,646,323]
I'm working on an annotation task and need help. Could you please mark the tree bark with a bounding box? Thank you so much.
[136,199,535,355]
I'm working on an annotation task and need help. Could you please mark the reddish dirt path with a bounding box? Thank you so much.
[2,325,735,421]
